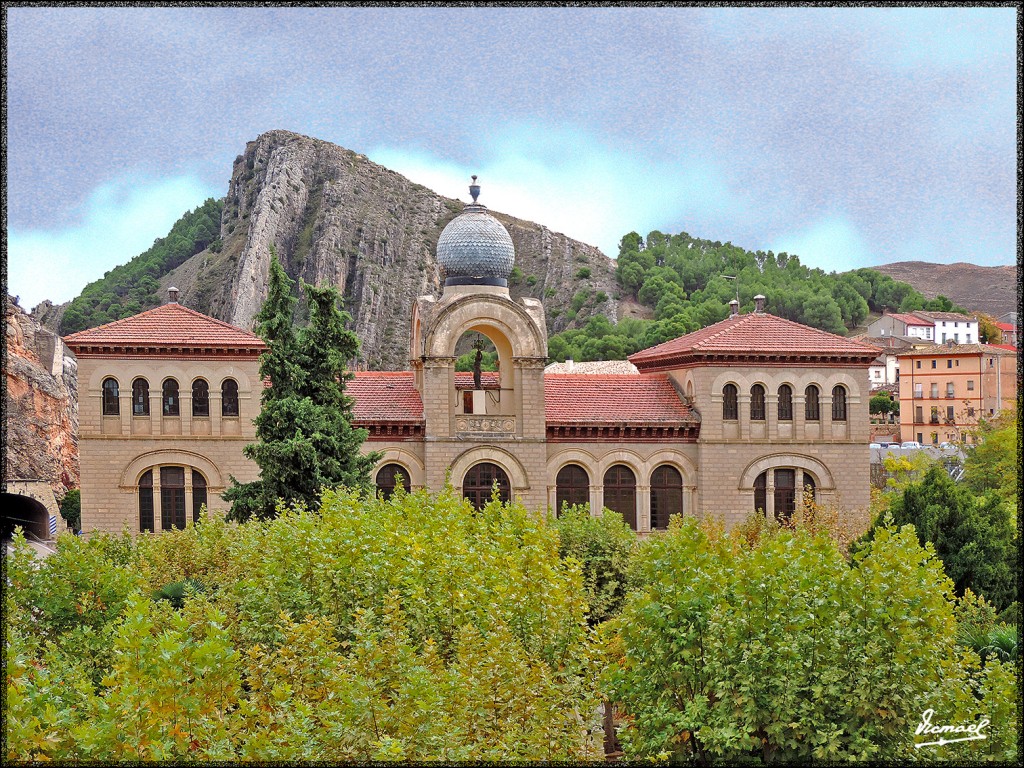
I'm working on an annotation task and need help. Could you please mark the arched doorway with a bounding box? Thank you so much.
[463,462,510,510]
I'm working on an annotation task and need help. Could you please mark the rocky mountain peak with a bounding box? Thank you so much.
[162,130,618,369]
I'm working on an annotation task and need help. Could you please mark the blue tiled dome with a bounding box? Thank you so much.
[437,179,514,285]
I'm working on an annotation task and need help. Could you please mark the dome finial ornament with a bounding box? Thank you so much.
[436,176,515,288]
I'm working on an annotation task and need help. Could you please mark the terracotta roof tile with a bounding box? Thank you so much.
[911,311,975,322]
[629,312,880,369]
[347,372,694,426]
[63,303,264,350]
[886,313,933,326]
[544,374,693,423]
[348,371,424,422]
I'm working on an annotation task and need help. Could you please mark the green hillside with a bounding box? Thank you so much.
[547,230,966,363]
[58,199,223,335]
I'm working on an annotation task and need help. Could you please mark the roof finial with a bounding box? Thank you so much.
[469,175,480,204]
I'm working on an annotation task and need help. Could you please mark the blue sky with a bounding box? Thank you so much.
[5,6,1017,309]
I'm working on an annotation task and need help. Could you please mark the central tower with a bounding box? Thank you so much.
[410,178,549,509]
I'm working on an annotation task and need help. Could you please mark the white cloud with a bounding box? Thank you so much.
[369,122,748,258]
[770,217,873,273]
[7,175,219,308]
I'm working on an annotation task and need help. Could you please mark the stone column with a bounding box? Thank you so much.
[150,390,162,436]
[119,389,131,436]
[766,469,776,520]
[738,392,751,439]
[637,484,651,532]
[153,470,163,532]
[181,389,192,436]
[211,390,222,436]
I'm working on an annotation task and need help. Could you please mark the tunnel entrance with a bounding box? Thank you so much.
[2,493,53,540]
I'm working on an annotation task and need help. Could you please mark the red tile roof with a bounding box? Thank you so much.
[63,303,265,352]
[628,312,880,370]
[348,371,423,422]
[347,372,694,426]
[544,374,694,423]
[995,322,1016,331]
[889,313,933,326]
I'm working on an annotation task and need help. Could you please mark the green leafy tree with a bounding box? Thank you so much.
[224,251,379,521]
[857,465,1017,610]
[604,517,1017,762]
[551,506,636,625]
[869,394,893,416]
[963,408,1018,516]
[58,489,81,531]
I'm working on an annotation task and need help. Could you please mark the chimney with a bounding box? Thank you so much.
[168,286,179,304]
[729,299,739,317]
[566,357,574,372]
[754,294,766,313]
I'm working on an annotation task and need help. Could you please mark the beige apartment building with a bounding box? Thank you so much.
[897,342,1018,445]
[66,184,879,534]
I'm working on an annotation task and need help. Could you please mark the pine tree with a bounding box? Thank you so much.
[224,250,379,521]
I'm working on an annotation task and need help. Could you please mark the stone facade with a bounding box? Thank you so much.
[64,301,264,534]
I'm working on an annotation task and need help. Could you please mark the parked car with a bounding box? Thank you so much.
[900,441,923,449]
[869,443,883,449]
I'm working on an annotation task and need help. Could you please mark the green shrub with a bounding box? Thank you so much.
[551,506,636,625]
[604,517,1017,762]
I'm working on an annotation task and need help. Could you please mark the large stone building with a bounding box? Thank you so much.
[67,183,880,534]
[64,291,264,534]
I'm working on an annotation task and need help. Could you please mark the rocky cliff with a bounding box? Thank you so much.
[4,296,79,495]
[161,130,619,369]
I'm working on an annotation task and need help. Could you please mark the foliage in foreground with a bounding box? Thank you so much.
[5,489,602,762]
[551,505,637,625]
[603,516,1017,763]
[856,465,1017,611]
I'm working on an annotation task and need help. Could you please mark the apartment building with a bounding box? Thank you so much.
[897,342,1018,445]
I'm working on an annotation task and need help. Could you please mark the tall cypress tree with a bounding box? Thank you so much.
[224,250,379,521]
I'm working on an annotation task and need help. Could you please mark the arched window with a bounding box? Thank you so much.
[139,470,154,532]
[463,462,510,510]
[777,384,793,421]
[192,470,207,523]
[160,466,186,530]
[555,464,590,514]
[754,472,767,515]
[192,379,210,417]
[221,379,239,417]
[832,385,847,421]
[376,463,409,500]
[722,383,738,420]
[162,379,180,417]
[102,378,120,416]
[603,465,637,530]
[753,469,801,522]
[805,385,820,421]
[750,384,766,421]
[650,465,683,530]
[132,378,150,416]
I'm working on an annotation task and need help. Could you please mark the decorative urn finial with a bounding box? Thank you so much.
[469,175,480,204]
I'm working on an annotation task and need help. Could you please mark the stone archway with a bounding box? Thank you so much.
[2,480,60,540]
